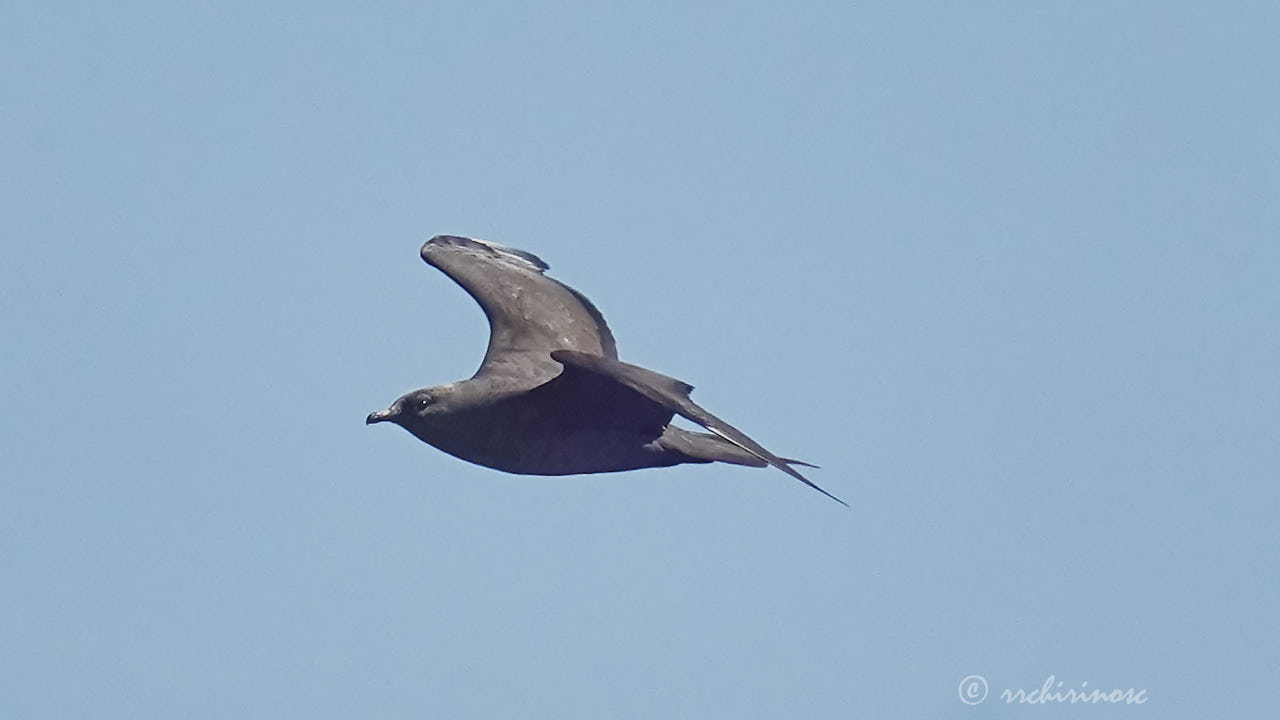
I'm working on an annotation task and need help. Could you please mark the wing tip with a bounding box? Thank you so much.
[421,235,550,273]
[702,427,845,506]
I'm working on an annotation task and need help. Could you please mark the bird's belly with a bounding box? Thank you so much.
[416,407,676,476]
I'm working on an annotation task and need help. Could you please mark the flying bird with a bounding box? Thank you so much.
[367,235,844,505]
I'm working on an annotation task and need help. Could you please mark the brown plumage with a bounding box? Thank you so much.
[367,235,844,505]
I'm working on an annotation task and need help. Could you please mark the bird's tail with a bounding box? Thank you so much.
[658,427,818,469]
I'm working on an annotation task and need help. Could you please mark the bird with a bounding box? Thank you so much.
[367,235,845,505]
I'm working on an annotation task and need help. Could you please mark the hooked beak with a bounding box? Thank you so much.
[366,407,395,425]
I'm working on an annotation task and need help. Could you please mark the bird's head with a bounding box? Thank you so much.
[366,388,441,427]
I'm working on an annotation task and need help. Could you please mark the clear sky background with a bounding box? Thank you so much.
[3,2,1277,718]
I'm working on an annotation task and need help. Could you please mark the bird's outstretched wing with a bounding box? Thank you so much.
[420,236,618,384]
[550,350,846,506]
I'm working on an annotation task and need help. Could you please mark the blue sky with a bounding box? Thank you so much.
[3,2,1277,717]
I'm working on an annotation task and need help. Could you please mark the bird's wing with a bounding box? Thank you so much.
[550,350,846,506]
[519,359,677,435]
[420,236,618,384]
